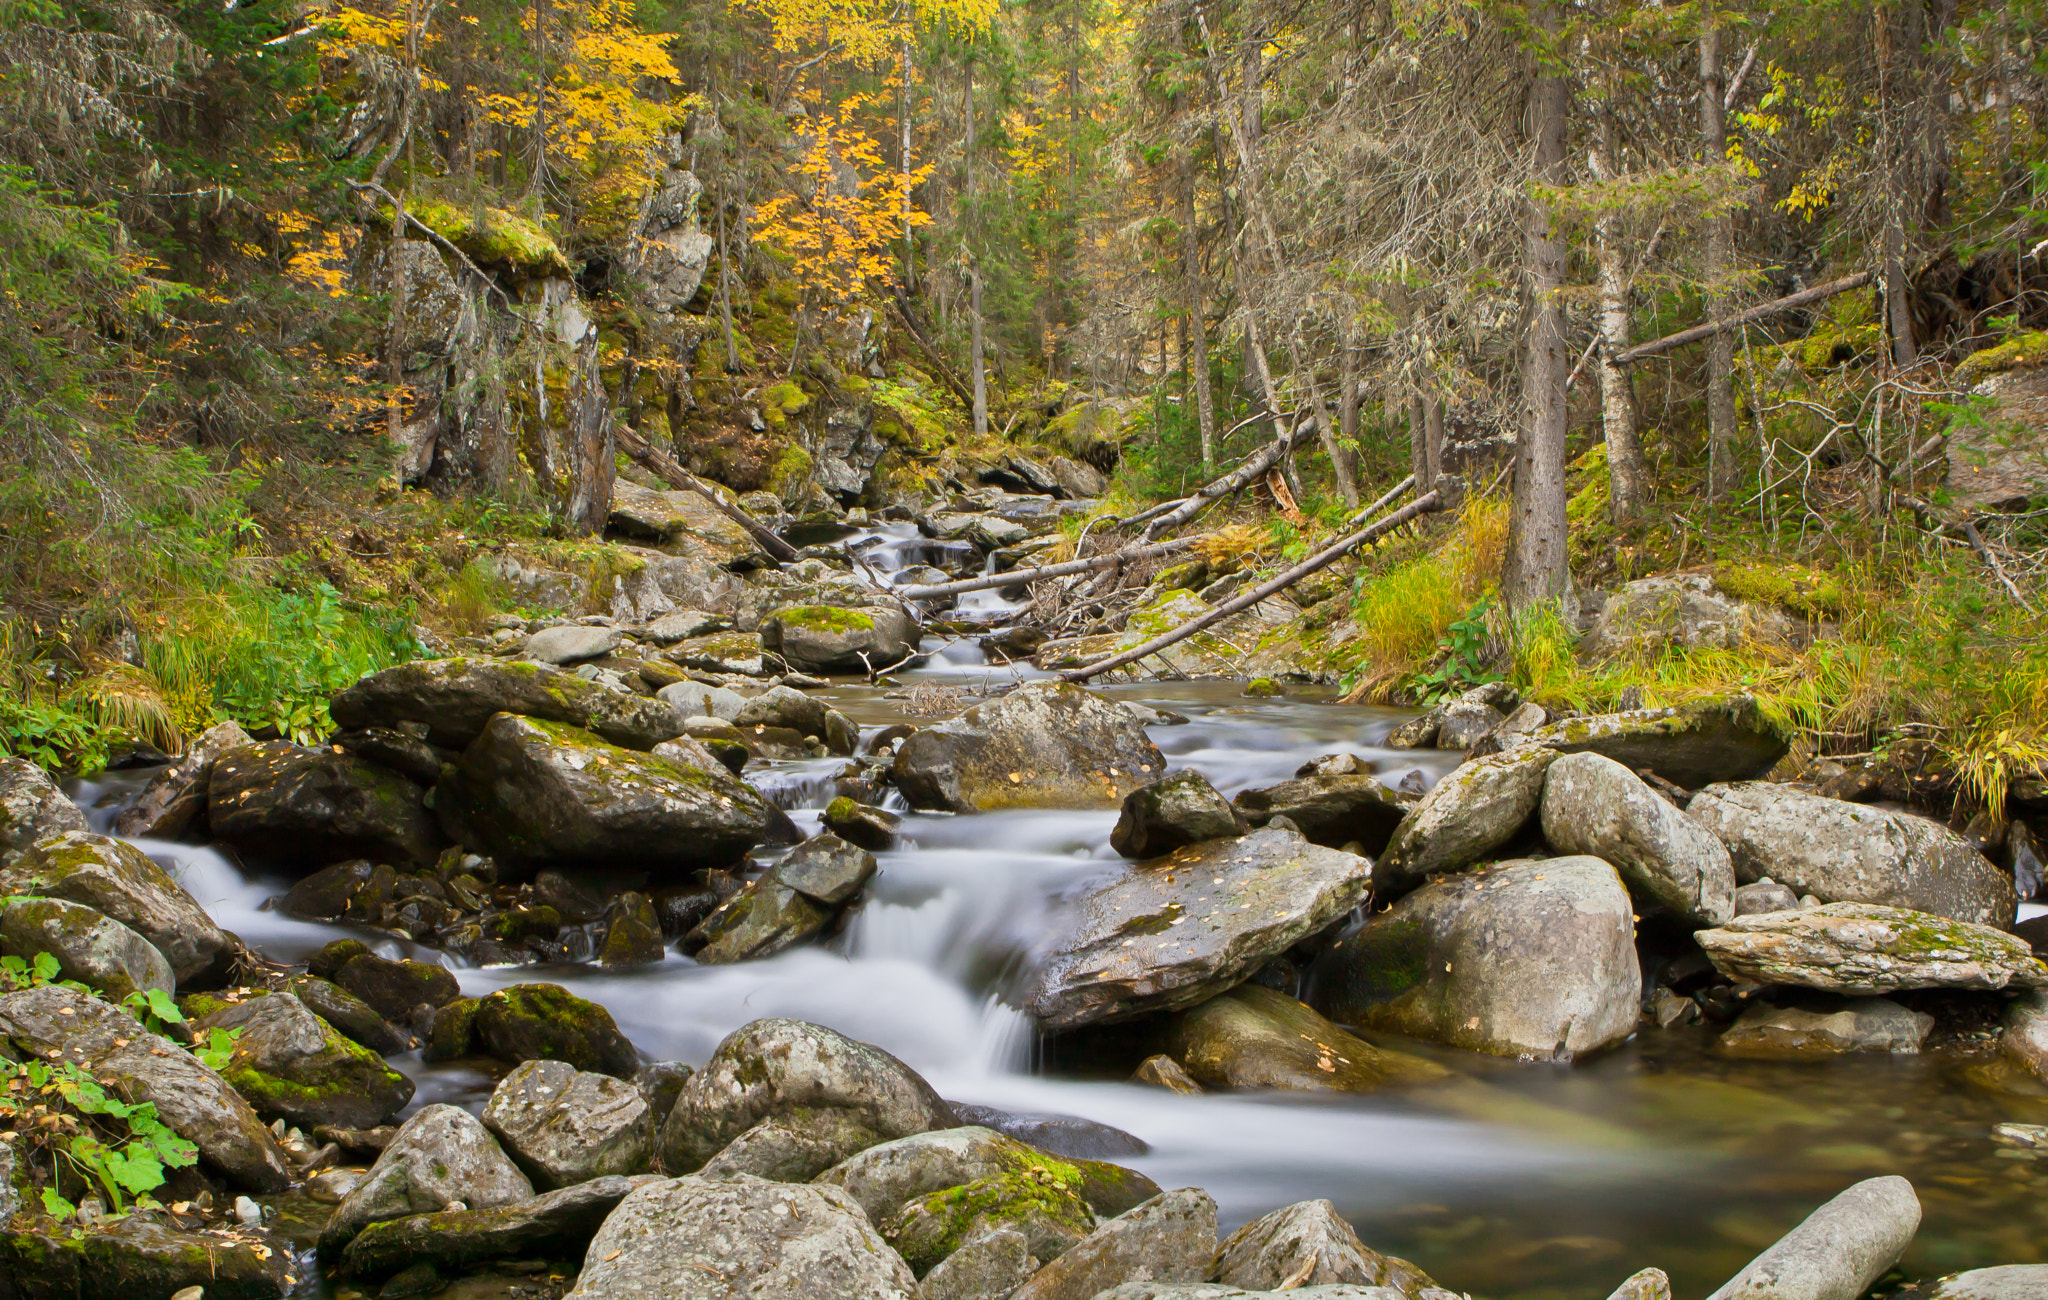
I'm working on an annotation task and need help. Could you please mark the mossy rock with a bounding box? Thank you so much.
[1241,677,1283,699]
[424,996,482,1062]
[472,982,640,1076]
[882,1168,1095,1277]
[1711,561,1845,618]
[200,992,415,1129]
[1957,329,2048,384]
[403,199,572,276]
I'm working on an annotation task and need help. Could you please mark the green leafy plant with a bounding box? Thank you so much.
[121,987,239,1070]
[1,1055,198,1219]
[1408,597,1504,703]
[0,949,64,990]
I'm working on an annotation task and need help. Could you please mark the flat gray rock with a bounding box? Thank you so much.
[1923,1266,2048,1299]
[481,1058,655,1189]
[1703,1175,1919,1300]
[1213,1198,1445,1294]
[1373,746,1557,897]
[1541,752,1735,925]
[1688,782,2016,926]
[524,624,623,664]
[1694,903,2048,995]
[0,755,87,861]
[1024,827,1373,1030]
[920,1227,1036,1300]
[339,1173,657,1280]
[1716,997,1934,1059]
[891,681,1167,813]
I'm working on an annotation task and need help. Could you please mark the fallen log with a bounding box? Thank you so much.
[613,426,800,562]
[1345,474,1415,525]
[1063,488,1448,683]
[1141,415,1314,541]
[890,534,1209,600]
[1613,271,1873,366]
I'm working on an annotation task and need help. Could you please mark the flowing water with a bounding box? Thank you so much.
[67,660,2048,1300]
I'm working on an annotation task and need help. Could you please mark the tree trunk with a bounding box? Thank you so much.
[1409,395,1429,490]
[1505,7,1572,610]
[1700,19,1740,498]
[1180,160,1217,469]
[564,334,615,535]
[1426,399,1445,487]
[716,199,739,373]
[965,58,988,438]
[900,38,916,293]
[1590,100,1648,523]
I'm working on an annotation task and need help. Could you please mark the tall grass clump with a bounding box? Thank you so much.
[1345,493,1509,697]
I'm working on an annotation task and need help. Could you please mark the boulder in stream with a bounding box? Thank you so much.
[1701,1174,1919,1300]
[0,896,173,1002]
[437,713,794,878]
[0,1214,298,1300]
[1024,826,1373,1031]
[1158,984,1449,1093]
[1686,782,2017,927]
[815,1125,1160,1226]
[1311,856,1641,1060]
[1230,775,1411,856]
[0,831,235,986]
[0,755,87,862]
[319,1103,535,1249]
[208,740,441,867]
[761,604,918,674]
[196,991,415,1129]
[472,982,642,1077]
[890,680,1167,813]
[339,1173,656,1281]
[2000,989,2048,1082]
[1212,1198,1445,1294]
[113,719,252,840]
[1540,752,1736,926]
[481,1058,655,1188]
[1113,770,1245,859]
[330,656,686,749]
[1006,1188,1218,1300]
[882,1168,1096,1277]
[1694,903,2048,995]
[1372,746,1557,898]
[1519,695,1788,789]
[1716,995,1934,1059]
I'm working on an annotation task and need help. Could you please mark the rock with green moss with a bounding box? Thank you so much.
[0,1214,297,1300]
[1112,770,1244,860]
[598,892,666,967]
[1695,902,2048,994]
[0,897,172,1002]
[1231,775,1410,857]
[440,714,795,879]
[308,937,373,978]
[330,656,686,750]
[891,680,1168,814]
[197,992,414,1129]
[823,796,900,849]
[1213,1198,1445,1294]
[1160,985,1449,1093]
[283,974,413,1053]
[1024,827,1372,1031]
[1519,695,1788,791]
[0,983,291,1190]
[608,480,750,553]
[424,995,482,1060]
[1947,351,2048,508]
[1579,574,1801,663]
[0,756,86,864]
[1008,1189,1219,1300]
[661,1018,955,1176]
[481,1059,654,1188]
[338,1172,655,1282]
[1688,782,2016,927]
[335,951,460,1025]
[1311,857,1642,1061]
[112,719,252,840]
[0,831,233,985]
[815,1126,1160,1226]
[320,1103,535,1250]
[208,741,441,868]
[884,1168,1096,1277]
[1371,746,1557,898]
[473,982,641,1076]
[761,604,917,674]
[1241,677,1283,699]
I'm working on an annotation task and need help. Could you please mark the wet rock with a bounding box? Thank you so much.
[1735,878,1801,916]
[523,624,622,664]
[1313,857,1641,1060]
[1113,771,1244,859]
[339,1173,655,1281]
[280,858,381,922]
[597,891,667,966]
[1603,1269,1673,1300]
[2010,821,2044,900]
[2000,989,2048,1081]
[473,982,641,1077]
[657,678,747,721]
[0,755,88,861]
[0,832,233,985]
[0,897,173,1002]
[320,1103,535,1249]
[308,937,373,978]
[330,656,686,750]
[1919,1266,2048,1299]
[1134,1054,1204,1094]
[1687,782,2017,927]
[1213,1198,1442,1293]
[0,983,290,1190]
[424,996,480,1060]
[774,832,878,905]
[1007,1188,1218,1300]
[733,683,830,737]
[1385,710,1442,749]
[1372,747,1558,898]
[1025,827,1373,1030]
[688,877,831,964]
[1231,775,1410,856]
[815,1125,1159,1225]
[335,952,460,1025]
[884,1169,1095,1277]
[113,720,253,839]
[822,795,900,850]
[208,741,440,868]
[1693,903,2048,994]
[661,1017,954,1175]
[283,975,413,1054]
[1435,701,1505,750]
[1716,996,1935,1059]
[1159,985,1449,1093]
[0,1215,297,1300]
[1702,1174,1919,1300]
[437,713,793,878]
[891,680,1168,813]
[1522,696,1788,789]
[331,725,449,786]
[197,992,415,1129]
[569,1174,919,1299]
[1540,752,1736,926]
[481,1058,655,1188]
[921,1227,1037,1300]
[761,604,918,674]
[633,1058,693,1127]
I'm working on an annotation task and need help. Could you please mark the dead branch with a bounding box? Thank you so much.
[613,425,800,562]
[1141,414,1313,541]
[890,534,1209,600]
[1614,272,1874,365]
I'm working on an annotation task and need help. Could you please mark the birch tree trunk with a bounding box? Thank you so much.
[1591,100,1648,523]
[1700,20,1740,498]
[1179,160,1217,469]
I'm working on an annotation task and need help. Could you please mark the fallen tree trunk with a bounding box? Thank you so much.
[890,534,1208,600]
[1064,488,1448,683]
[1614,271,1873,365]
[1141,415,1313,541]
[1345,474,1415,525]
[613,426,800,562]
[888,292,979,413]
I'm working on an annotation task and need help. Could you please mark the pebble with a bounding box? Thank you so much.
[233,1195,263,1226]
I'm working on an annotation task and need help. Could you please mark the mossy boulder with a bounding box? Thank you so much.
[473,982,641,1076]
[0,755,87,863]
[1579,574,1802,663]
[330,656,685,750]
[1518,695,1788,791]
[884,1169,1096,1277]
[891,680,1168,814]
[335,951,461,1026]
[337,1174,649,1283]
[320,1103,535,1250]
[283,974,413,1054]
[424,995,482,1061]
[761,604,917,674]
[0,897,173,1002]
[597,892,666,967]
[1694,902,2048,994]
[0,831,234,985]
[822,796,901,849]
[0,1214,297,1300]
[208,741,441,869]
[198,992,415,1129]
[1159,984,1450,1093]
[816,1125,1160,1227]
[438,714,795,879]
